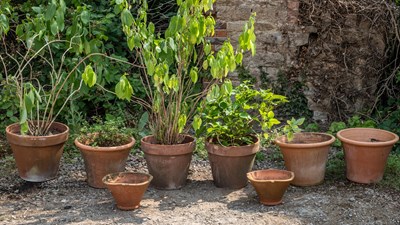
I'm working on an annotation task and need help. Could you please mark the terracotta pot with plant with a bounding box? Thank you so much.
[337,127,399,184]
[74,116,135,188]
[0,31,103,181]
[194,81,287,188]
[275,120,336,186]
[112,0,257,189]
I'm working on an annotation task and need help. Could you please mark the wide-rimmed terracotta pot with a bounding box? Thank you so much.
[75,137,135,188]
[247,169,294,206]
[103,172,152,210]
[275,132,335,186]
[206,136,259,189]
[337,128,399,184]
[141,135,195,190]
[6,122,69,182]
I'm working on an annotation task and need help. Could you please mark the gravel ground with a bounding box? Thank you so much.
[0,148,400,225]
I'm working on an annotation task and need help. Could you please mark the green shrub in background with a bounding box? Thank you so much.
[0,0,177,134]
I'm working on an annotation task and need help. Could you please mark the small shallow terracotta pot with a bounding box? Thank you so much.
[103,172,152,210]
[75,137,135,188]
[206,136,259,189]
[337,128,399,184]
[275,132,335,186]
[247,169,294,206]
[6,122,69,182]
[141,135,195,190]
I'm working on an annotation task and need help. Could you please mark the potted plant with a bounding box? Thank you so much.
[0,31,102,182]
[194,80,287,188]
[274,118,336,186]
[74,116,135,188]
[337,127,399,183]
[113,0,257,189]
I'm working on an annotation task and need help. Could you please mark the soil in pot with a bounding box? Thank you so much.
[103,172,152,210]
[206,136,259,189]
[247,169,294,206]
[75,137,135,188]
[5,122,69,182]
[337,128,399,184]
[141,135,195,190]
[275,132,335,186]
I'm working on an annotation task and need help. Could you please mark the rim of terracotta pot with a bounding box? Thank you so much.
[102,172,153,186]
[140,134,195,156]
[337,128,399,147]
[274,132,335,149]
[205,135,260,156]
[141,134,194,146]
[74,137,135,152]
[6,122,69,146]
[247,169,295,183]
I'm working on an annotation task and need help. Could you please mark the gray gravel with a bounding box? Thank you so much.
[0,149,399,225]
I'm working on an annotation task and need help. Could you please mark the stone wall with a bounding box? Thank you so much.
[214,0,389,122]
[214,0,308,85]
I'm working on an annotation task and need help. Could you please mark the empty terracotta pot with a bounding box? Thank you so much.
[103,172,152,210]
[141,135,195,190]
[6,122,69,182]
[275,132,335,186]
[206,136,259,189]
[75,137,135,188]
[337,128,399,184]
[247,169,294,206]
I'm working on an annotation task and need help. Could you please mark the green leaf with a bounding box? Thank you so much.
[116,0,124,4]
[138,112,149,130]
[82,64,97,87]
[115,75,133,101]
[50,20,58,35]
[121,9,134,27]
[190,67,198,83]
[80,10,90,24]
[193,115,202,131]
[127,36,135,50]
[178,114,187,133]
[202,60,208,70]
[169,37,176,51]
[204,43,211,55]
[45,4,57,21]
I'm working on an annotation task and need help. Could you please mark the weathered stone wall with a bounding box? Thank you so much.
[215,0,389,122]
[214,0,308,85]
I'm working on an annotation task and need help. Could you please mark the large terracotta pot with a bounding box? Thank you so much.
[337,128,399,184]
[275,132,335,186]
[75,137,135,188]
[6,122,69,182]
[206,136,259,189]
[103,172,152,210]
[141,135,195,190]
[247,169,294,206]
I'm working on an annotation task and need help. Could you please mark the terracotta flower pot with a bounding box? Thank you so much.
[103,172,152,210]
[247,169,294,206]
[206,136,260,189]
[141,135,195,190]
[5,122,69,182]
[337,128,399,184]
[75,137,135,188]
[275,132,335,186]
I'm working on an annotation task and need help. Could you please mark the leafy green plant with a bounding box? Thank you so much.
[77,115,134,147]
[282,117,305,141]
[113,0,256,145]
[194,80,287,146]
[328,115,376,147]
